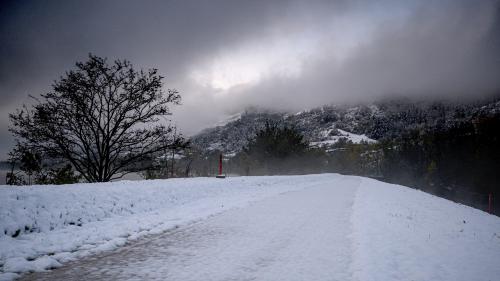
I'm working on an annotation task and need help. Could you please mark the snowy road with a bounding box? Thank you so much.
[21,177,359,281]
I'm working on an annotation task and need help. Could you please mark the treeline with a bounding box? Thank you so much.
[381,115,500,213]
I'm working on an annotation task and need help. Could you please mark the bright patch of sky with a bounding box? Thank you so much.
[189,1,414,92]
[189,35,310,91]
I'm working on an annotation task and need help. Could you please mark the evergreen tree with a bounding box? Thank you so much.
[240,121,310,175]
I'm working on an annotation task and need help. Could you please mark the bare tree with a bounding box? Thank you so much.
[9,54,185,182]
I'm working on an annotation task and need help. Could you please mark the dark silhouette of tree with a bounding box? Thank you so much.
[245,121,308,159]
[8,145,82,185]
[35,164,81,185]
[9,54,185,182]
[5,160,24,186]
[18,149,42,185]
[239,121,310,175]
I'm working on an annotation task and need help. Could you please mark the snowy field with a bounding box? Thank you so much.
[1,174,500,281]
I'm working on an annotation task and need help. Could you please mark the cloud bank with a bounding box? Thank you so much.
[0,0,499,158]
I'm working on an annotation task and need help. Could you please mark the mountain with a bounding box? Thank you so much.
[191,96,500,155]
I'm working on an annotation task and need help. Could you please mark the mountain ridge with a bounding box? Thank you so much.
[191,96,500,155]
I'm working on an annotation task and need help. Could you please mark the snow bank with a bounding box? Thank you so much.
[351,177,500,281]
[0,175,319,280]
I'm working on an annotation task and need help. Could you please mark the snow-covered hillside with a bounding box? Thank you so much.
[191,98,500,155]
[1,175,500,280]
[310,128,376,148]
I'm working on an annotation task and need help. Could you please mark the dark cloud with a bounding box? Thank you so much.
[0,0,499,159]
[214,0,500,111]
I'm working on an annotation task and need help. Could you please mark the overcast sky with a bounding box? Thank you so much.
[1,0,499,159]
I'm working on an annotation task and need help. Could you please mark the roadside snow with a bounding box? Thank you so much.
[23,175,358,281]
[351,177,500,281]
[0,176,316,280]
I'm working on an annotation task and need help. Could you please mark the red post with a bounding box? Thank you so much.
[216,154,226,178]
[219,154,223,175]
[488,193,493,214]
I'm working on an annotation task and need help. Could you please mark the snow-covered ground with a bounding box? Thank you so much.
[351,178,500,281]
[0,176,314,281]
[1,174,499,281]
[20,175,357,281]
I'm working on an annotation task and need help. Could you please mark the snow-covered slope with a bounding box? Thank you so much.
[310,128,376,147]
[191,106,381,154]
[1,175,500,280]
[191,98,500,155]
